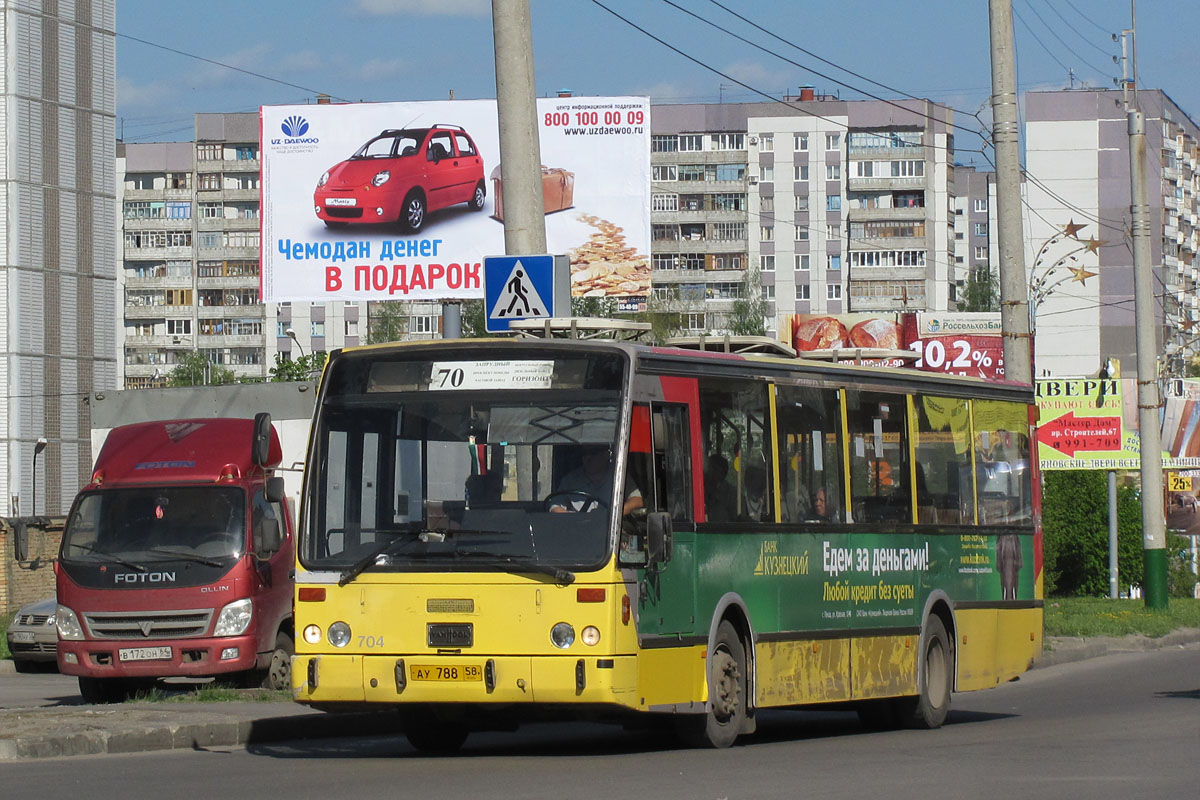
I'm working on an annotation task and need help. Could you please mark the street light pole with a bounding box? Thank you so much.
[32,438,47,517]
[285,327,307,360]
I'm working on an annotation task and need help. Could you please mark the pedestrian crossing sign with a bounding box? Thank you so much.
[484,254,568,332]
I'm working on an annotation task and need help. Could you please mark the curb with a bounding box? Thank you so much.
[1035,627,1200,668]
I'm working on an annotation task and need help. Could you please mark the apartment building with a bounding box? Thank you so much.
[649,92,955,337]
[118,113,368,388]
[1024,88,1199,377]
[951,165,997,298]
[1,1,117,515]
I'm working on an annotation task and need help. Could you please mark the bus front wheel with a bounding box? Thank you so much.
[897,615,952,729]
[404,711,470,753]
[677,620,747,748]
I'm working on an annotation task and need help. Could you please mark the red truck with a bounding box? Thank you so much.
[54,415,295,703]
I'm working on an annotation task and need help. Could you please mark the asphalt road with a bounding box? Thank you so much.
[0,644,1195,800]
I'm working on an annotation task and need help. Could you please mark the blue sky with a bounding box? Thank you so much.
[116,0,1200,164]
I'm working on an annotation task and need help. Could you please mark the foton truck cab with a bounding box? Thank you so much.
[55,415,294,703]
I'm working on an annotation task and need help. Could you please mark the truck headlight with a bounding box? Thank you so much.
[214,598,253,637]
[56,605,84,641]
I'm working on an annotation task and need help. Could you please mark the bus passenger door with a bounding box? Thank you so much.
[628,402,696,636]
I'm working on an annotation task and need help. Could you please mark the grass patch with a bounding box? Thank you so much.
[0,612,13,660]
[1044,597,1200,638]
[126,684,290,703]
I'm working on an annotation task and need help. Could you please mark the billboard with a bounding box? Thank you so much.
[1035,377,1139,470]
[781,311,1005,380]
[260,97,651,303]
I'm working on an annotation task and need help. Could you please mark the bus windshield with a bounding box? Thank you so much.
[304,351,628,574]
[61,486,246,563]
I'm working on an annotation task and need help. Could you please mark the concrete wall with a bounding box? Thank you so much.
[1,518,63,614]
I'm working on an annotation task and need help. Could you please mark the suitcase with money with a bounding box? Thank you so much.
[490,164,576,222]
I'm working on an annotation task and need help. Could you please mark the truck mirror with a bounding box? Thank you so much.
[265,476,285,503]
[257,517,281,557]
[646,511,673,566]
[252,412,272,466]
[13,519,29,562]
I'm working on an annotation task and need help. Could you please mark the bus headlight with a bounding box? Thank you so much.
[56,604,84,641]
[581,626,601,646]
[550,622,575,649]
[303,624,322,645]
[328,621,352,647]
[214,598,253,637]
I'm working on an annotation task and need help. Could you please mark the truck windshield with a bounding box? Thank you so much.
[61,486,247,563]
[303,351,628,574]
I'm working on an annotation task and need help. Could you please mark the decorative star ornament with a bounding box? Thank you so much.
[1084,236,1105,254]
[1182,320,1197,333]
[1069,264,1099,284]
[1062,219,1087,239]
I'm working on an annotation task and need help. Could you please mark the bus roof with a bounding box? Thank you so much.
[91,418,282,487]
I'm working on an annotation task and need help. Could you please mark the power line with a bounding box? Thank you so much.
[1017,0,1115,79]
[117,32,350,103]
[1039,0,1118,59]
[1058,0,1119,38]
[1012,7,1074,77]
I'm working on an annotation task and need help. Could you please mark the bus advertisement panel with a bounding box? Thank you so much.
[260,97,651,303]
[292,339,1041,750]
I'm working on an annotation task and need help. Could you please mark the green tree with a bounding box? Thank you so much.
[167,351,236,387]
[269,351,327,382]
[367,301,408,344]
[960,266,999,312]
[726,266,768,336]
[460,299,488,337]
[1041,471,1144,596]
[640,287,689,344]
[571,295,618,318]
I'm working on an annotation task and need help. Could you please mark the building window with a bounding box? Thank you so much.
[827,284,842,300]
[796,254,810,271]
[412,315,437,334]
[714,163,746,181]
[826,164,841,181]
[761,226,774,242]
[826,133,841,150]
[345,319,359,337]
[974,223,988,236]
[166,201,191,219]
[761,196,775,212]
[795,284,811,300]
[827,223,838,239]
[652,193,679,212]
[651,135,678,153]
[794,133,808,151]
[652,164,677,182]
[761,285,775,301]
[796,226,809,241]
[711,133,745,151]
[828,255,842,270]
[974,245,988,260]
[235,146,256,160]
[200,203,223,219]
[892,160,924,177]
[310,321,325,337]
[795,165,809,182]
[197,143,222,161]
[827,195,842,211]
[198,173,222,191]
[760,255,775,272]
[795,194,809,211]
[973,198,988,213]
[759,134,773,151]
[760,166,774,182]
[679,134,704,152]
[711,222,746,240]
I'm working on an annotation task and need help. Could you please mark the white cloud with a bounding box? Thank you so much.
[353,0,489,16]
[356,58,409,81]
[116,76,175,111]
[720,60,782,94]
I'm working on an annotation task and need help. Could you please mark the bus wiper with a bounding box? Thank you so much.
[146,547,226,567]
[67,542,147,572]
[338,532,422,587]
[455,549,575,585]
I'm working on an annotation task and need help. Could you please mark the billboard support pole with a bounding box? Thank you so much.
[1109,470,1119,599]
[491,0,547,257]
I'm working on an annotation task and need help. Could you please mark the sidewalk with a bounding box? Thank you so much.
[2,628,1198,760]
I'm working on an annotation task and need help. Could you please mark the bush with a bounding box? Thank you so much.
[1042,471,1144,596]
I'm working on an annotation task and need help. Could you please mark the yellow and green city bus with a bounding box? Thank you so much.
[292,337,1041,749]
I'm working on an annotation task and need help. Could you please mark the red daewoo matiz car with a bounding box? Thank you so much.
[314,124,486,233]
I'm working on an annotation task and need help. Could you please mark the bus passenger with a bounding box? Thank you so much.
[704,454,735,521]
[808,486,833,522]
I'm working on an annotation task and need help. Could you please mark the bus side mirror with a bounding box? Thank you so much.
[252,412,273,467]
[646,512,673,566]
[257,517,281,557]
[265,476,285,503]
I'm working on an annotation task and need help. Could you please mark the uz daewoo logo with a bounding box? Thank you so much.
[281,115,309,138]
[114,571,176,584]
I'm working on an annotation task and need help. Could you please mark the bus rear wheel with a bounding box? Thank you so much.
[897,615,952,729]
[676,620,747,748]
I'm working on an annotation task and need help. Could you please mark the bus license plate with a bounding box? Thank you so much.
[410,664,482,682]
[118,646,172,662]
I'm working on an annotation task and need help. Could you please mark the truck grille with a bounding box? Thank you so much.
[83,609,214,640]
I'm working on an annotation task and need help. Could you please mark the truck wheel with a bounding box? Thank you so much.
[79,676,132,704]
[264,632,294,691]
[896,615,953,729]
[13,659,37,674]
[675,620,747,748]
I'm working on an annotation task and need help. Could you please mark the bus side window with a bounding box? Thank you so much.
[654,404,693,521]
[699,378,774,523]
[846,391,912,523]
[913,395,973,525]
[973,400,1032,524]
[776,385,844,523]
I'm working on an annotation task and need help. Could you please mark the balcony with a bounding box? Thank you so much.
[846,145,927,160]
[222,158,260,173]
[125,275,194,290]
[198,333,264,348]
[122,188,166,201]
[846,205,927,221]
[847,175,926,191]
[124,304,195,320]
[197,303,265,318]
[197,275,260,289]
[848,235,927,251]
[197,216,260,231]
[123,334,194,348]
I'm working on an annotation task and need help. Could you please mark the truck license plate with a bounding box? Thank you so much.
[409,664,483,682]
[118,646,172,662]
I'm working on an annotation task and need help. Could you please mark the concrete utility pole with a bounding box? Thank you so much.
[1127,78,1169,610]
[492,0,547,256]
[988,0,1032,385]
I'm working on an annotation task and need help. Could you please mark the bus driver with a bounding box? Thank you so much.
[549,444,643,516]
